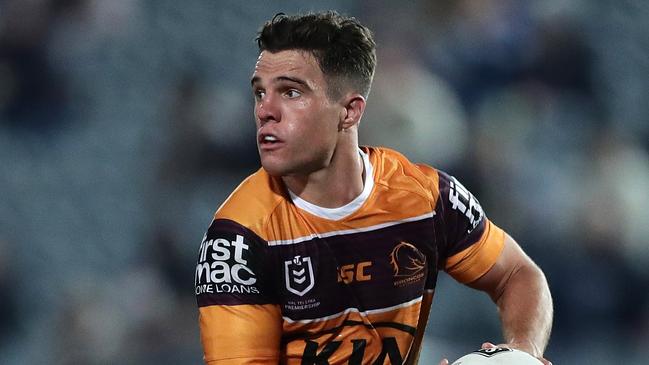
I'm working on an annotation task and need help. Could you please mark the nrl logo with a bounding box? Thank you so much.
[285,255,315,297]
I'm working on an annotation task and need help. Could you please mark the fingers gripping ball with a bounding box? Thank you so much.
[451,347,543,365]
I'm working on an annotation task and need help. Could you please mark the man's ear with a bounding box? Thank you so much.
[339,94,366,131]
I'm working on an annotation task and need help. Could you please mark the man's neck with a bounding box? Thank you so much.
[282,145,365,209]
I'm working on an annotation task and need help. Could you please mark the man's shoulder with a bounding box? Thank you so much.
[366,146,441,197]
[214,168,288,232]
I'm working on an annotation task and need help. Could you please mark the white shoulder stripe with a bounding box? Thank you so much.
[267,211,435,246]
[282,296,423,324]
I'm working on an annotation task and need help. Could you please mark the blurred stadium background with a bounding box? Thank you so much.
[1,0,648,363]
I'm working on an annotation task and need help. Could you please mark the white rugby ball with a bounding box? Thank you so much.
[451,347,543,365]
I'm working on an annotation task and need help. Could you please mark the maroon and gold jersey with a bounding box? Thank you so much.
[196,146,505,364]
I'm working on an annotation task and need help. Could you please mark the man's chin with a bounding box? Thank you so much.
[262,167,283,177]
[260,161,288,177]
[260,156,321,177]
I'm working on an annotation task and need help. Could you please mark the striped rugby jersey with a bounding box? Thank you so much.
[196,146,505,364]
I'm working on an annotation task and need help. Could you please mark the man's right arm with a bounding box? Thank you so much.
[196,219,282,364]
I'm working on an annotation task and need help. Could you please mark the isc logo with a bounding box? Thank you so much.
[337,261,372,284]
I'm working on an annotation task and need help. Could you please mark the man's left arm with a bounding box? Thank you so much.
[467,233,553,363]
[428,171,553,364]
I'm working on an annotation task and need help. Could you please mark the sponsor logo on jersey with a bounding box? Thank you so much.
[195,234,259,295]
[448,177,484,232]
[389,242,426,287]
[302,337,403,364]
[285,255,315,297]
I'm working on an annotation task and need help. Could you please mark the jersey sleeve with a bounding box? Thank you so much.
[435,171,505,284]
[195,218,282,364]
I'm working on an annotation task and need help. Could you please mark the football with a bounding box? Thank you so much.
[450,347,543,365]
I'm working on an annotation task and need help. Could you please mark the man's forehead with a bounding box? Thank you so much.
[252,50,321,80]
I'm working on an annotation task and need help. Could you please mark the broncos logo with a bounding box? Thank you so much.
[389,242,426,277]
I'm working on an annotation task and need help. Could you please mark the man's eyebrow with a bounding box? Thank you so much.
[250,75,311,89]
[276,76,310,89]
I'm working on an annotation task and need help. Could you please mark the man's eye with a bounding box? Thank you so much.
[285,89,301,98]
[254,90,265,99]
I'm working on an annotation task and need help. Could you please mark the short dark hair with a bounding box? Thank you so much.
[256,11,376,100]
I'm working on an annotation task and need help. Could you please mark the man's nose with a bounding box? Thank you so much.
[256,95,279,125]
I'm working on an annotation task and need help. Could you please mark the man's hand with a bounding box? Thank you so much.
[437,359,449,365]
[481,342,552,365]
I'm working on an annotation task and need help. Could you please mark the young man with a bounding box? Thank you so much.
[195,11,553,365]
